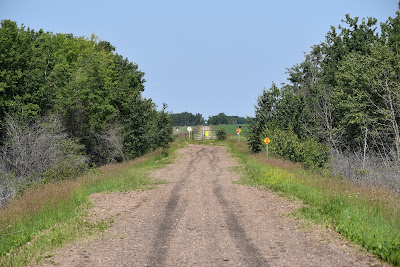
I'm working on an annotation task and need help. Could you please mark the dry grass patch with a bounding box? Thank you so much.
[0,179,82,228]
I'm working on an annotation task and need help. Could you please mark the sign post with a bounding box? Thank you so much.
[187,127,192,139]
[264,137,270,158]
[236,128,242,142]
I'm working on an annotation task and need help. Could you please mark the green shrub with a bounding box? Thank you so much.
[217,129,227,140]
[247,119,264,153]
[263,127,329,168]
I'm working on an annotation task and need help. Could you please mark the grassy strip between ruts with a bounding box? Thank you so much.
[225,138,400,266]
[0,138,186,266]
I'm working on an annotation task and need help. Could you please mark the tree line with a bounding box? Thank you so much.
[248,6,400,190]
[171,112,205,126]
[208,113,249,125]
[0,20,173,205]
[171,112,248,126]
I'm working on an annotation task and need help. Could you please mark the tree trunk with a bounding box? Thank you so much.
[362,126,368,170]
[385,81,400,161]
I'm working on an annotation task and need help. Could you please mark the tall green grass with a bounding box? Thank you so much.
[0,139,184,266]
[226,139,400,266]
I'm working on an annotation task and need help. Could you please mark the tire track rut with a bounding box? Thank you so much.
[147,147,205,266]
[207,147,267,265]
[212,182,268,266]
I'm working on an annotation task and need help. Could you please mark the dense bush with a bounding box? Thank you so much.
[217,128,227,140]
[247,124,263,153]
[263,127,329,168]
[248,8,400,177]
[0,20,173,164]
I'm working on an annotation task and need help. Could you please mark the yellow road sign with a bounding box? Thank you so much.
[264,137,270,144]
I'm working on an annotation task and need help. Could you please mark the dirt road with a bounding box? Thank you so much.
[42,145,383,266]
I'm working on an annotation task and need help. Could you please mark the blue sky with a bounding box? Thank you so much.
[0,0,397,119]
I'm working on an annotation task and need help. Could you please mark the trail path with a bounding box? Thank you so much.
[41,145,384,266]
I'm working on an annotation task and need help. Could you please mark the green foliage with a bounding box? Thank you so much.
[248,7,400,166]
[0,20,174,210]
[171,112,204,126]
[0,20,173,167]
[263,127,329,168]
[247,118,264,153]
[247,83,279,153]
[216,128,227,140]
[154,104,174,150]
[208,112,249,125]
[122,97,157,159]
[335,42,400,156]
[122,100,173,159]
[0,21,47,125]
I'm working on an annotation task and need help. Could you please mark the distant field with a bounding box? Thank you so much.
[213,124,249,136]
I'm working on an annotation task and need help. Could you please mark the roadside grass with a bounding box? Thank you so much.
[0,139,185,266]
[225,138,400,266]
[213,124,249,136]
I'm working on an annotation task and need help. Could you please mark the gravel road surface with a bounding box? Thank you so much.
[41,145,384,266]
